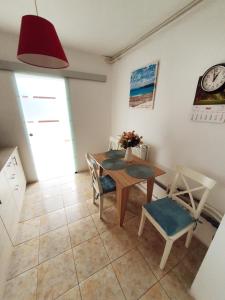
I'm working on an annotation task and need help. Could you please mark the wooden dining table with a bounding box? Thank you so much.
[91,151,165,226]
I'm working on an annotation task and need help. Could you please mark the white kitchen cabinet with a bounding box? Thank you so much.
[2,148,26,214]
[0,148,26,241]
[0,147,26,297]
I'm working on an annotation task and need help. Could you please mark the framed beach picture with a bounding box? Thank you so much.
[129,62,159,108]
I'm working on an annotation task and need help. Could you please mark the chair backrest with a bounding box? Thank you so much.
[108,136,120,150]
[168,165,216,219]
[85,153,103,195]
[132,144,149,160]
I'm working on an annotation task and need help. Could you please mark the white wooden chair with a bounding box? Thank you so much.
[86,153,116,218]
[108,136,120,150]
[138,165,216,270]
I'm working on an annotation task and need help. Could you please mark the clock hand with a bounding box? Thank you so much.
[213,69,216,81]
[214,71,220,81]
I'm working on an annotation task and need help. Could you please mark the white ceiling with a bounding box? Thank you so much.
[0,0,195,56]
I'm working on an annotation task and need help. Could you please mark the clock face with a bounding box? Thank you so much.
[201,64,225,92]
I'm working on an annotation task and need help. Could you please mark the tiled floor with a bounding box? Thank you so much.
[3,172,207,300]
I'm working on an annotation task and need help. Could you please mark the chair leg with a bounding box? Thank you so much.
[99,196,103,219]
[93,188,96,204]
[160,239,173,270]
[185,228,193,248]
[138,209,146,236]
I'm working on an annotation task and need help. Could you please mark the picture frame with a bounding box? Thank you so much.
[129,61,159,109]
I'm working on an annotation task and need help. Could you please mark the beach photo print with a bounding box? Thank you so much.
[129,62,159,108]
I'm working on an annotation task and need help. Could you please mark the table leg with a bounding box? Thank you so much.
[117,185,129,226]
[147,177,155,202]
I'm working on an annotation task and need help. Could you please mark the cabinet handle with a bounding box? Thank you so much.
[14,184,19,190]
[0,200,2,205]
[13,157,18,166]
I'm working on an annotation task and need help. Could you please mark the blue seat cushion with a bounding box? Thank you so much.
[99,175,116,194]
[144,197,194,236]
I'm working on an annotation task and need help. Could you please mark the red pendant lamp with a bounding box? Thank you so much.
[17,1,69,69]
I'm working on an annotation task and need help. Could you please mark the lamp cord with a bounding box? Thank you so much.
[34,0,39,16]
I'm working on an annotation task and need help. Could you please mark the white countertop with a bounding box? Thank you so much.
[0,147,16,172]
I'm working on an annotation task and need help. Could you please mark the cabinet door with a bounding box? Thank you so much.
[0,217,12,299]
[0,172,18,240]
[11,149,26,211]
[4,149,26,213]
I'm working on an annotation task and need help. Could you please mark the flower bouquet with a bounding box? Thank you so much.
[119,131,143,161]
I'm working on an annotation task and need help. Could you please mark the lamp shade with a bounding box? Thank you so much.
[17,15,69,69]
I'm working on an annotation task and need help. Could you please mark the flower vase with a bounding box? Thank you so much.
[124,147,132,162]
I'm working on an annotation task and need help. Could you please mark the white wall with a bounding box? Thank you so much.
[68,79,111,170]
[0,70,37,181]
[191,214,225,300]
[0,31,112,178]
[110,0,225,215]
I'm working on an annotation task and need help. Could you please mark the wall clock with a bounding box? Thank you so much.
[201,63,225,93]
[191,63,225,123]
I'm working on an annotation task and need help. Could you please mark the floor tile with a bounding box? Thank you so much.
[39,226,71,263]
[160,270,194,300]
[172,261,196,290]
[61,182,77,192]
[92,207,119,233]
[139,283,169,300]
[137,225,179,279]
[92,206,135,234]
[83,189,93,199]
[39,178,63,190]
[26,182,42,194]
[188,236,207,252]
[112,249,157,300]
[86,194,115,215]
[4,172,206,300]
[7,238,39,280]
[37,250,78,300]
[68,216,98,247]
[57,286,81,300]
[128,186,147,207]
[39,208,67,235]
[62,190,89,207]
[24,192,43,203]
[13,218,40,245]
[42,188,62,199]
[86,198,99,214]
[73,236,109,282]
[4,268,37,300]
[123,215,141,236]
[42,195,64,214]
[80,265,125,300]
[182,241,207,275]
[172,241,207,290]
[100,226,138,261]
[19,200,45,221]
[65,203,90,223]
[168,234,189,259]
